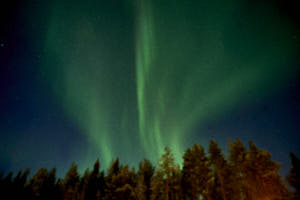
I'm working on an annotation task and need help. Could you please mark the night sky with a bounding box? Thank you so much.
[1,0,299,176]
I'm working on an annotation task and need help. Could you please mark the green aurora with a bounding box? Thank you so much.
[41,0,298,168]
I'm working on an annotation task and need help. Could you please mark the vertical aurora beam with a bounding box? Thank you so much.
[136,0,164,159]
[42,0,138,169]
[44,12,114,167]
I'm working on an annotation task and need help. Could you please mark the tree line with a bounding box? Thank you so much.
[0,139,299,200]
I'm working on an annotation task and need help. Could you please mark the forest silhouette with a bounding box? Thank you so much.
[0,139,299,200]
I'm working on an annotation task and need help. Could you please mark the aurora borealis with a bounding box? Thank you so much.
[0,0,299,175]
[135,0,298,164]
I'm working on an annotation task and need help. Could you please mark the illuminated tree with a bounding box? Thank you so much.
[242,141,290,200]
[151,147,182,200]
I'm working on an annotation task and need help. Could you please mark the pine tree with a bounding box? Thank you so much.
[26,167,59,200]
[107,158,120,178]
[104,158,120,200]
[136,159,155,200]
[64,163,80,200]
[168,165,181,200]
[47,168,60,200]
[14,169,30,198]
[84,160,103,200]
[182,143,210,200]
[228,139,247,199]
[79,169,90,200]
[243,141,290,200]
[104,159,136,200]
[287,153,300,200]
[208,140,241,200]
[151,147,182,200]
[114,165,136,200]
[209,140,229,199]
[150,169,164,200]
[0,172,13,199]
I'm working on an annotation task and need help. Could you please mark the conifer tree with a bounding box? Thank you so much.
[287,153,300,200]
[150,169,164,200]
[47,168,60,200]
[243,141,290,200]
[208,140,241,200]
[168,164,181,200]
[10,169,30,199]
[114,165,136,199]
[204,177,222,200]
[105,163,136,199]
[151,147,182,200]
[64,163,80,200]
[104,158,120,200]
[0,172,13,199]
[84,160,103,200]
[228,139,247,199]
[79,169,90,200]
[26,168,59,200]
[108,158,120,178]
[182,144,210,200]
[208,140,227,200]
[136,159,155,200]
[104,159,136,200]
[28,168,48,199]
